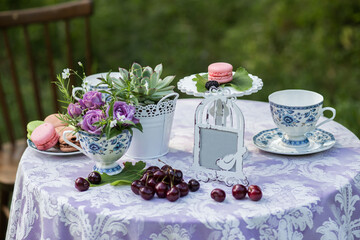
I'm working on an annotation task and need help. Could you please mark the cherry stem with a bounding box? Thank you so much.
[145,173,149,187]
[158,159,167,165]
[170,174,175,188]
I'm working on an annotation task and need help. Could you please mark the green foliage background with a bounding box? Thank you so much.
[1,0,359,141]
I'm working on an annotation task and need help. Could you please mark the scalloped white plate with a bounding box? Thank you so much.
[177,72,263,97]
[27,139,82,156]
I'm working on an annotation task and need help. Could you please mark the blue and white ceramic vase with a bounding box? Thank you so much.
[63,130,132,175]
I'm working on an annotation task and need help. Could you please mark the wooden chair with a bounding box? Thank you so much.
[0,0,93,237]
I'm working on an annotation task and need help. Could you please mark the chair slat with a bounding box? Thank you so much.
[65,20,75,87]
[85,17,92,75]
[0,0,93,28]
[23,25,43,119]
[2,29,27,136]
[0,76,15,145]
[43,23,59,112]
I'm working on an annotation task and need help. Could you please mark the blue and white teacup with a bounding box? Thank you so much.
[269,89,336,147]
[72,72,121,101]
[63,130,132,175]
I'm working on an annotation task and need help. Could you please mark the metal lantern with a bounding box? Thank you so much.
[192,89,248,186]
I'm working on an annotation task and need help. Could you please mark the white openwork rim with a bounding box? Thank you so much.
[134,98,177,118]
[177,72,263,98]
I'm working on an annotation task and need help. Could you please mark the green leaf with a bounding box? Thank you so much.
[156,75,175,89]
[134,123,143,132]
[154,63,163,77]
[105,123,112,139]
[147,88,157,96]
[227,67,252,91]
[118,67,129,81]
[158,86,175,91]
[141,77,150,87]
[142,66,153,78]
[194,74,208,92]
[149,72,158,89]
[89,161,146,187]
[133,86,143,94]
[121,120,135,126]
[107,127,123,139]
[112,77,126,88]
[150,90,174,98]
[131,63,142,78]
[110,180,133,186]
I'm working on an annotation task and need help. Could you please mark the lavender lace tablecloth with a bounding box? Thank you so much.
[6,99,360,240]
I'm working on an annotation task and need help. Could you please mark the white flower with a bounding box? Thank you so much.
[116,114,126,122]
[110,120,117,128]
[78,61,83,67]
[62,68,70,79]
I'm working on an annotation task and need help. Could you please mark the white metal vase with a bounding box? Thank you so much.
[126,93,179,159]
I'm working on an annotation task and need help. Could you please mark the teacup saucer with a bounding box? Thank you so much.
[253,128,336,155]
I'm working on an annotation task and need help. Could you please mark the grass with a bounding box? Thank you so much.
[0,0,359,142]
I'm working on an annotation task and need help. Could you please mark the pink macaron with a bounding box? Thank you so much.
[31,123,59,151]
[208,62,233,84]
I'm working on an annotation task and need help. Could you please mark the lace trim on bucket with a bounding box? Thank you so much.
[134,99,177,118]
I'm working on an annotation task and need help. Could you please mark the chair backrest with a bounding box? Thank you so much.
[0,0,93,146]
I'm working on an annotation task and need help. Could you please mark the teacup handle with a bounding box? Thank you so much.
[316,107,336,128]
[72,87,85,101]
[63,130,84,153]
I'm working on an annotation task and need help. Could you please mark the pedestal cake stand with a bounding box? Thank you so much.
[177,71,263,185]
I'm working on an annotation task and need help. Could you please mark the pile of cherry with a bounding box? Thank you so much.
[131,164,200,202]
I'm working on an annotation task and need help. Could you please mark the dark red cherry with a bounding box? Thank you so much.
[155,182,169,198]
[176,182,189,197]
[140,172,152,184]
[232,184,247,200]
[166,186,180,202]
[161,164,172,172]
[146,166,160,173]
[188,179,200,192]
[147,177,157,189]
[75,177,89,191]
[174,169,183,182]
[131,180,143,195]
[211,188,226,202]
[139,186,155,200]
[248,185,262,201]
[88,171,101,184]
[153,170,166,182]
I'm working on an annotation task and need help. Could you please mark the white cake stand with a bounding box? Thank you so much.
[177,71,264,186]
[177,72,263,97]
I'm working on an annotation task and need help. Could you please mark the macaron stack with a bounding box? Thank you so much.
[27,113,80,152]
[208,62,233,84]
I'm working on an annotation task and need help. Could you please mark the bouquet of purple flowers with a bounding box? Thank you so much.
[55,65,142,139]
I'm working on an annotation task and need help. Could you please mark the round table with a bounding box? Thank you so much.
[6,99,360,240]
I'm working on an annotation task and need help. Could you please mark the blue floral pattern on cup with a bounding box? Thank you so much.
[269,102,323,146]
[78,130,132,157]
[74,130,132,175]
[270,103,321,128]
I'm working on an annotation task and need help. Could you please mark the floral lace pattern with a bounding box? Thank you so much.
[134,99,177,118]
[6,99,360,240]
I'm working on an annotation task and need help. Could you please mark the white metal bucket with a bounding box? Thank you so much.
[126,93,179,159]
